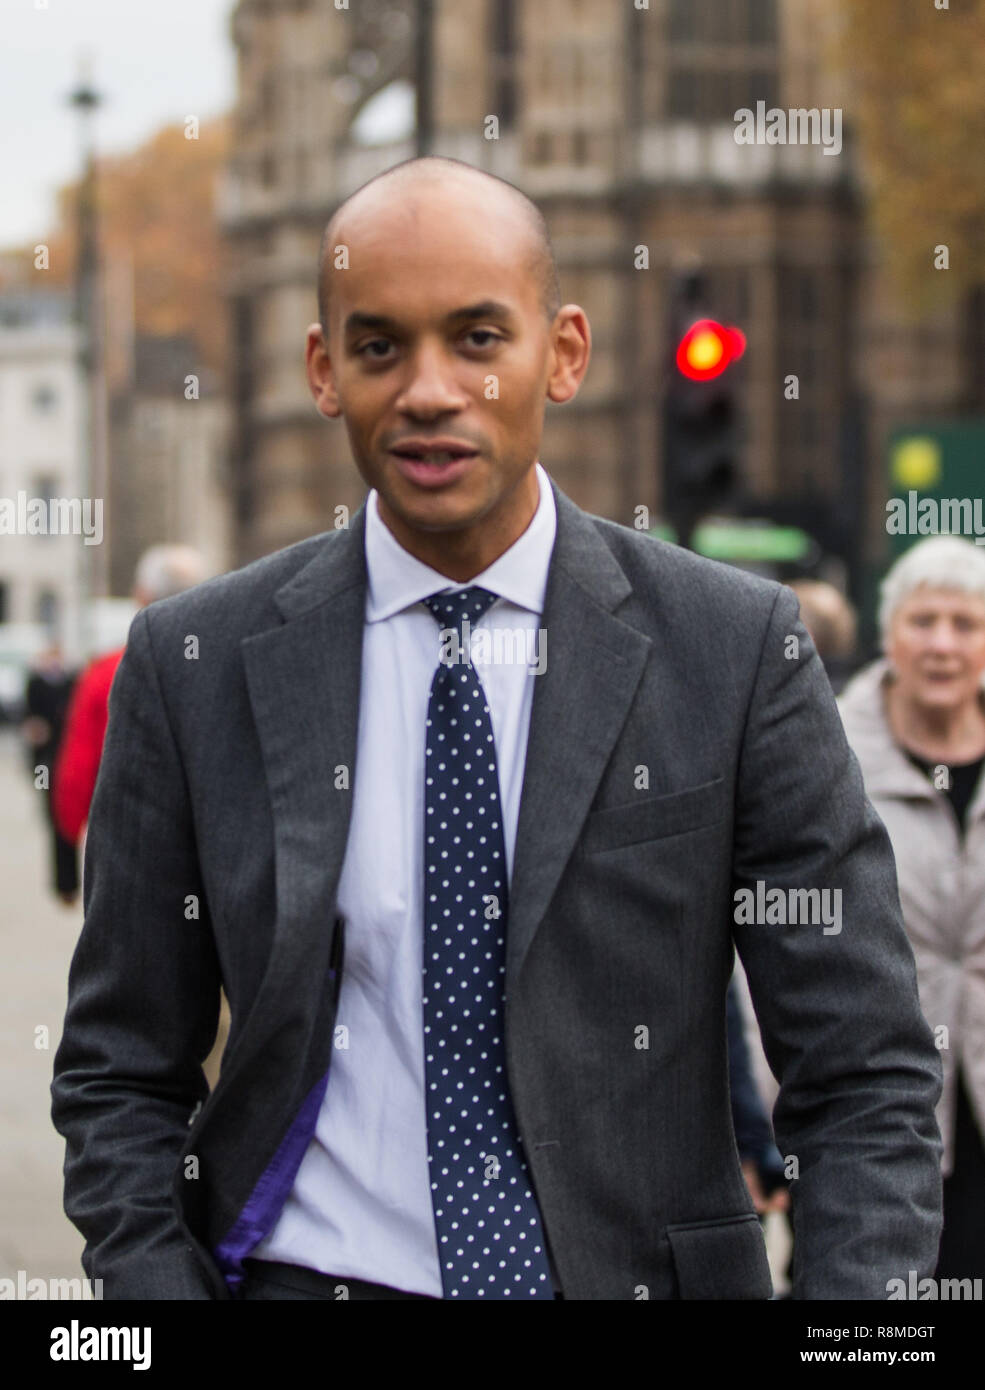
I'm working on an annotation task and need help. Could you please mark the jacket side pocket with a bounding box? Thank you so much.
[665,1213,773,1300]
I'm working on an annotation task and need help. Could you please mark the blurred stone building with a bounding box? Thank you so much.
[107,333,232,596]
[219,0,981,590]
[0,288,85,661]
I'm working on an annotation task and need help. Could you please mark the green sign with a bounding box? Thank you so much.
[887,422,985,554]
[649,520,812,563]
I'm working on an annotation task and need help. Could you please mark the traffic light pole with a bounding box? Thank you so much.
[662,271,746,551]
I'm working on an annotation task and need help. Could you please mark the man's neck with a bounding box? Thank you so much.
[378,466,540,582]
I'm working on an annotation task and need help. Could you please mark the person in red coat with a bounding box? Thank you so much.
[52,647,126,846]
[53,545,209,855]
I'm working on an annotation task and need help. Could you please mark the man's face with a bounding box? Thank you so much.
[306,179,587,577]
[887,587,985,713]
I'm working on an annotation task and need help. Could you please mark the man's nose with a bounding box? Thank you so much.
[395,343,467,417]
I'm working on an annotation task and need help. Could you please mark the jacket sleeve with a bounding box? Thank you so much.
[731,584,943,1299]
[51,608,223,1299]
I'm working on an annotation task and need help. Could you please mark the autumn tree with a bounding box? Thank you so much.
[31,116,231,384]
[831,0,985,313]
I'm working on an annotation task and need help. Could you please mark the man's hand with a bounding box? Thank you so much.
[742,1160,790,1215]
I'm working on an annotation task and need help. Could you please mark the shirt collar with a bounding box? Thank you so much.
[364,460,557,623]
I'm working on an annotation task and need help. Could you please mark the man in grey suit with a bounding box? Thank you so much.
[51,156,942,1301]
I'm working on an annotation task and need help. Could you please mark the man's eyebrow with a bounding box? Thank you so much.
[343,300,516,337]
[447,300,516,324]
[343,311,398,336]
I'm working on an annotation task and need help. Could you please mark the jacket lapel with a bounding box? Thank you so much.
[840,659,943,803]
[240,504,368,994]
[505,483,651,984]
[204,506,369,1254]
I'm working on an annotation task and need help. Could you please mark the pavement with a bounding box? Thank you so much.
[0,727,86,1284]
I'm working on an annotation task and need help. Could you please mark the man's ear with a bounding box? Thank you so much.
[305,322,342,419]
[546,305,591,406]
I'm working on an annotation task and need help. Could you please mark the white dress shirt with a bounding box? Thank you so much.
[252,461,557,1295]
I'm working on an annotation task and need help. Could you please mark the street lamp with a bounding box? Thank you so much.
[67,51,105,656]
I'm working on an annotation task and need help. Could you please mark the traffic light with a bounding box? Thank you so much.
[676,319,746,382]
[663,274,746,550]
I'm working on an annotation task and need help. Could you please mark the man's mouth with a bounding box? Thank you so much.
[388,445,480,488]
[391,448,478,464]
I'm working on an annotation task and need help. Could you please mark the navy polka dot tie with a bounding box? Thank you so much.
[420,586,554,1299]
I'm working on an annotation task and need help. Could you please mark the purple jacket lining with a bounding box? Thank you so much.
[213,1068,330,1293]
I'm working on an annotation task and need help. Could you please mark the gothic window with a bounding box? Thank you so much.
[668,0,696,42]
[489,0,517,128]
[777,266,834,484]
[748,0,778,43]
[666,0,779,120]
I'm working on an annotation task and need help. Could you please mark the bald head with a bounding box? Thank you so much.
[316,156,561,338]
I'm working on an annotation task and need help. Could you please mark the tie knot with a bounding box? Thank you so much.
[422,585,499,633]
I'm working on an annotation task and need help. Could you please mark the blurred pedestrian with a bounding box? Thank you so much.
[787,579,858,694]
[21,643,79,903]
[839,535,985,1280]
[53,545,208,852]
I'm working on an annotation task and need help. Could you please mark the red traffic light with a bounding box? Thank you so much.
[676,319,746,382]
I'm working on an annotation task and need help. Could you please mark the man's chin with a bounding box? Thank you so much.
[378,488,485,536]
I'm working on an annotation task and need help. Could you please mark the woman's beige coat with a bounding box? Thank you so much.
[839,659,985,1176]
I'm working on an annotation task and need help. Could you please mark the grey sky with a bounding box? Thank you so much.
[1,0,237,246]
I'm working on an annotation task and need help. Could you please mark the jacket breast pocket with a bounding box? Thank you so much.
[665,1213,773,1300]
[581,777,727,855]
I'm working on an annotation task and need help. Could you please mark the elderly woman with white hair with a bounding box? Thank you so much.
[839,535,985,1281]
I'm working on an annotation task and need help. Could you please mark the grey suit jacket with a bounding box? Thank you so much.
[50,476,943,1299]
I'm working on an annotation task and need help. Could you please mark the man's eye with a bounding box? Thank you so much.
[465,330,500,348]
[357,339,392,358]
